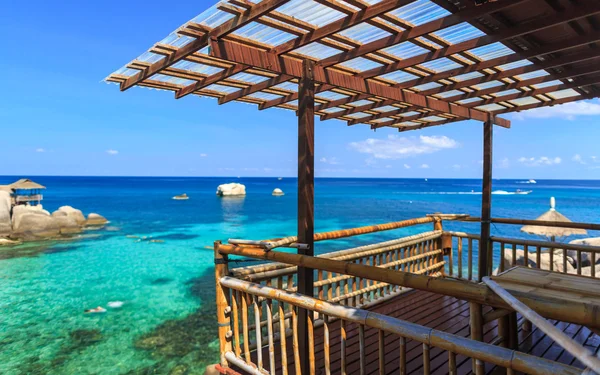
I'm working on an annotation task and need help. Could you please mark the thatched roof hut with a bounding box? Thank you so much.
[9,179,46,190]
[521,197,587,239]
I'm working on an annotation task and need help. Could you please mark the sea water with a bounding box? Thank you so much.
[1,176,599,374]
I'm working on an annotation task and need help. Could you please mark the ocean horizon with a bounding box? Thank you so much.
[1,176,599,374]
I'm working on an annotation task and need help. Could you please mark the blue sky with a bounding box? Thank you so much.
[2,0,600,179]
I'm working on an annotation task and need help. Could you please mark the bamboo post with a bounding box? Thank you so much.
[297,58,315,375]
[215,240,232,367]
[470,302,484,375]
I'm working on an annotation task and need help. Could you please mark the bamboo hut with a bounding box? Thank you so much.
[106,0,600,374]
[0,178,46,206]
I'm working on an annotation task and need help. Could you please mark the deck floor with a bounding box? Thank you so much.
[237,289,600,374]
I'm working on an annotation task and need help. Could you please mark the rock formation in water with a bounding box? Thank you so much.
[272,188,284,196]
[0,191,11,236]
[86,213,108,226]
[0,203,108,243]
[216,183,246,196]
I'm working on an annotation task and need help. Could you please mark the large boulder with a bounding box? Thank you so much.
[568,237,600,267]
[581,264,600,277]
[0,191,11,236]
[54,216,82,235]
[56,206,86,225]
[216,183,246,197]
[86,213,108,226]
[501,248,575,273]
[12,206,60,240]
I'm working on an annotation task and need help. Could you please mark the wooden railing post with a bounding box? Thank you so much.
[297,58,315,375]
[470,302,484,375]
[215,240,232,367]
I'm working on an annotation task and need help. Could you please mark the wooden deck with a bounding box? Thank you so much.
[234,289,600,375]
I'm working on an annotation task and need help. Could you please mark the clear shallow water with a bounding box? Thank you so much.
[1,176,600,374]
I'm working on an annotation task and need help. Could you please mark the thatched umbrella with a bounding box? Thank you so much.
[521,197,587,241]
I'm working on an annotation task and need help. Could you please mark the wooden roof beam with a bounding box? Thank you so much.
[419,51,600,97]
[318,0,529,68]
[119,0,290,91]
[209,38,510,127]
[357,1,600,80]
[271,0,415,55]
[463,77,600,108]
[314,32,600,114]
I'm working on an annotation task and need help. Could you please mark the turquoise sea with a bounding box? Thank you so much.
[1,176,600,375]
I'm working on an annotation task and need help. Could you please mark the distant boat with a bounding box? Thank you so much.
[278,177,283,180]
[424,178,428,182]
[515,189,532,195]
[172,193,189,200]
[528,179,537,184]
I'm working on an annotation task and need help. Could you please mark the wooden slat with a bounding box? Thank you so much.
[120,0,289,91]
[209,38,510,127]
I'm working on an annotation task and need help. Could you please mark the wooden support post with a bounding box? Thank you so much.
[498,315,509,348]
[470,302,484,375]
[215,240,232,367]
[508,312,519,350]
[297,59,315,375]
[479,120,493,281]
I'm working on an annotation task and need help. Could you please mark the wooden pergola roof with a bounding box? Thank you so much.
[106,0,600,132]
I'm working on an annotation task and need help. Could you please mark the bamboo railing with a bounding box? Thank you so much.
[215,215,600,375]
[443,231,600,280]
[219,276,581,375]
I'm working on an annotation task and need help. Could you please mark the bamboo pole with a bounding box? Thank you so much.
[479,120,493,282]
[399,337,406,375]
[470,302,484,375]
[483,277,600,373]
[217,244,600,329]
[278,300,288,375]
[220,277,582,375]
[214,241,232,367]
[340,320,347,375]
[490,236,600,254]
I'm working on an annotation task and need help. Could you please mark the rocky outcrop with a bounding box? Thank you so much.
[86,213,108,226]
[12,205,60,240]
[54,216,82,235]
[56,206,86,225]
[216,183,246,197]
[0,191,11,236]
[500,248,576,273]
[272,188,284,196]
[568,237,600,267]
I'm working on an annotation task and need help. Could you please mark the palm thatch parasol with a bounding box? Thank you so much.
[521,197,587,241]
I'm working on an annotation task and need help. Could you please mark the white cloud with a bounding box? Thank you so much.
[403,164,411,169]
[510,99,600,120]
[35,148,45,153]
[200,153,208,157]
[572,154,586,165]
[452,164,461,170]
[420,164,430,169]
[349,135,458,160]
[320,157,340,165]
[518,156,561,167]
[106,149,119,155]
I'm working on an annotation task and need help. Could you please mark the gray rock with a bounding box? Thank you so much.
[568,237,600,267]
[0,191,11,236]
[57,206,86,225]
[86,213,108,226]
[216,183,246,196]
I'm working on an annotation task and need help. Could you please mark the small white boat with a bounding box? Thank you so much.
[515,189,532,195]
[278,177,283,180]
[528,179,537,184]
[172,193,189,200]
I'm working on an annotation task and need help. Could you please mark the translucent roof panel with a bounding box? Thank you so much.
[275,0,347,26]
[433,22,485,45]
[377,69,421,84]
[469,42,514,62]
[509,97,542,106]
[516,70,550,81]
[549,89,580,99]
[382,41,429,60]
[337,57,383,73]
[293,42,344,60]
[390,0,450,26]
[232,22,296,46]
[419,58,463,73]
[339,23,391,45]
